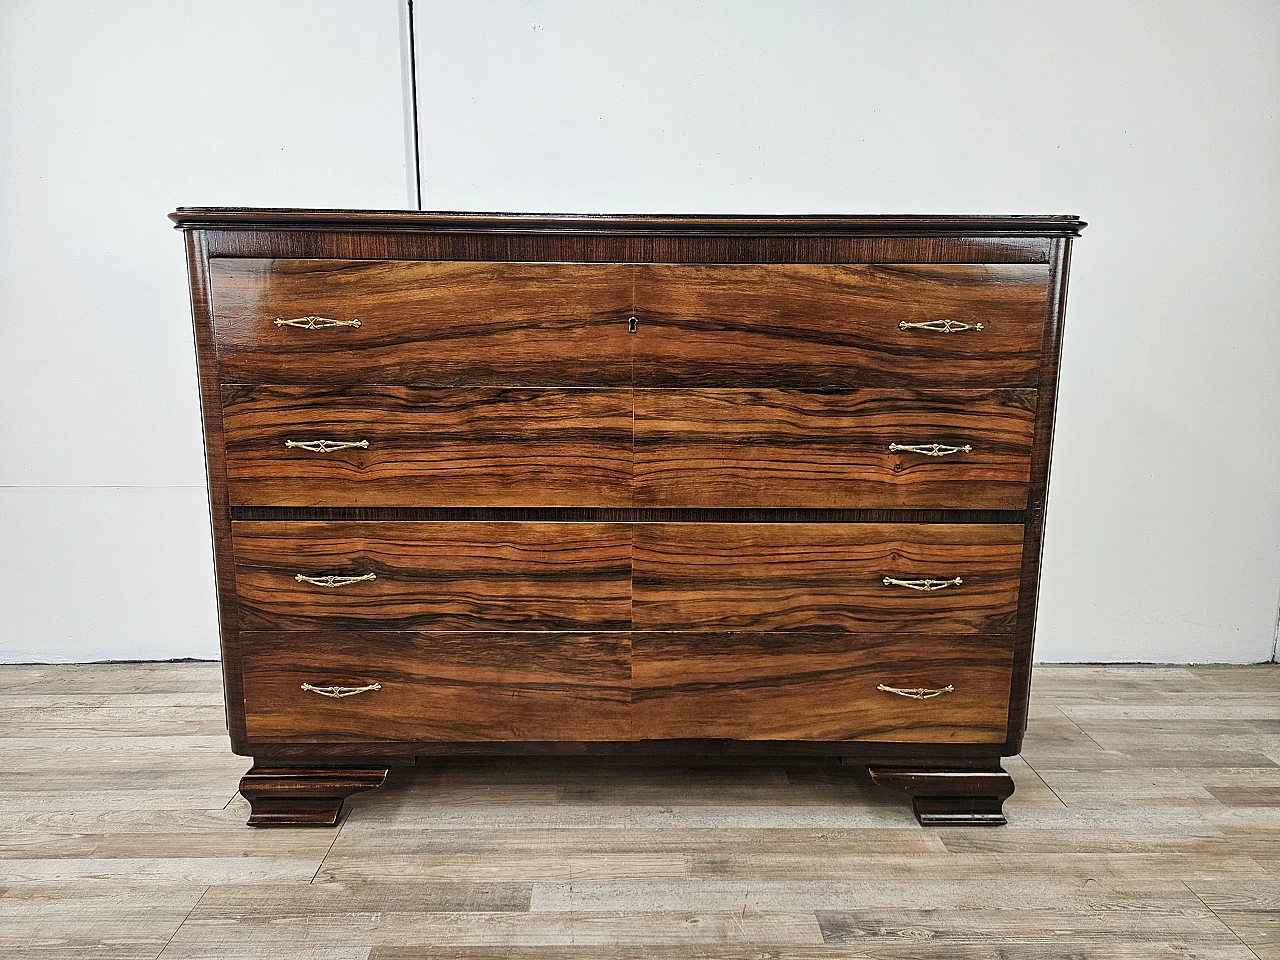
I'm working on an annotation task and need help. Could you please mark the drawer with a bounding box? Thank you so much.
[633,523,1023,633]
[231,522,631,631]
[631,632,1014,742]
[209,259,635,386]
[240,631,632,742]
[632,263,1050,387]
[223,385,633,507]
[634,388,1036,509]
[241,630,1012,744]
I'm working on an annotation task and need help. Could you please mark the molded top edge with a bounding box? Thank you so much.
[169,208,1085,236]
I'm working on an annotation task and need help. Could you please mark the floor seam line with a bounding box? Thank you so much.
[1066,710,1112,753]
[1053,703,1091,736]
[154,883,211,960]
[310,810,345,883]
[1180,878,1264,960]
[1018,751,1069,808]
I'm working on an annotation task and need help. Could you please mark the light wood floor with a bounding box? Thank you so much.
[1,663,1276,959]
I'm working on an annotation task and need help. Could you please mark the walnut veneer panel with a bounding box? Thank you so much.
[210,260,635,386]
[634,388,1036,509]
[632,523,1023,634]
[631,633,1015,742]
[632,263,1050,387]
[241,631,632,741]
[231,521,631,631]
[239,630,1012,744]
[222,385,633,507]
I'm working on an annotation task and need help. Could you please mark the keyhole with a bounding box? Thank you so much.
[627,316,638,334]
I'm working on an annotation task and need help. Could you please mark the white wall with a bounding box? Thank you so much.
[0,0,411,662]
[3,1,1277,664]
[416,0,1280,663]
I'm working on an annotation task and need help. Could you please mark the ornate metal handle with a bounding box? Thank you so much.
[275,316,361,329]
[889,442,972,457]
[301,682,382,699]
[284,439,370,453]
[898,319,983,333]
[877,683,954,700]
[882,576,963,591]
[294,573,377,587]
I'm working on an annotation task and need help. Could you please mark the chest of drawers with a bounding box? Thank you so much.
[172,209,1083,827]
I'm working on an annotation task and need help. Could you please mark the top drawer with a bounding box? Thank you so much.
[633,264,1050,388]
[209,259,1049,388]
[209,259,635,386]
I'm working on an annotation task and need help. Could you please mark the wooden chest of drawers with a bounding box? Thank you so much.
[172,209,1083,827]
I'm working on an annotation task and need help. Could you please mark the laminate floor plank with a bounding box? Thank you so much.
[0,662,1277,959]
[159,910,825,952]
[528,876,1203,911]
[0,663,222,694]
[1060,702,1280,721]
[0,735,246,772]
[1,880,208,960]
[1,856,327,883]
[678,852,1269,883]
[814,906,1245,946]
[0,704,227,737]
[190,880,533,914]
[1028,767,1224,808]
[338,803,921,831]
[0,692,225,709]
[368,948,1262,960]
[0,770,244,794]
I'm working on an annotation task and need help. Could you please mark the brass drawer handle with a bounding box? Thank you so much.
[889,442,973,457]
[301,682,382,699]
[898,319,983,333]
[275,315,361,329]
[295,573,377,587]
[284,439,370,453]
[878,683,954,700]
[882,576,963,591]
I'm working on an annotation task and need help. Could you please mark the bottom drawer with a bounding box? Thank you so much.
[240,631,1014,744]
[631,633,1014,743]
[241,631,632,742]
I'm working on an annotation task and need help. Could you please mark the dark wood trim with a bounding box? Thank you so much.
[229,505,1026,524]
[1004,237,1074,746]
[239,766,388,826]
[196,230,1053,265]
[171,208,1086,237]
[242,740,1008,764]
[867,764,1016,825]
[184,229,248,753]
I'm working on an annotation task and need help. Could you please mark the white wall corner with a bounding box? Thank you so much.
[1273,589,1280,662]
[399,0,422,209]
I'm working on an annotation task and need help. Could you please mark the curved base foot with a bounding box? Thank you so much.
[868,765,1015,826]
[239,766,388,827]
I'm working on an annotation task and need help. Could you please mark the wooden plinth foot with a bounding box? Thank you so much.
[239,766,389,827]
[868,765,1015,826]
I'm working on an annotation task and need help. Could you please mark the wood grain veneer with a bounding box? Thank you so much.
[631,632,1015,742]
[240,630,1011,745]
[173,209,1083,826]
[231,521,631,631]
[633,263,1050,388]
[223,385,633,507]
[210,260,634,386]
[632,523,1023,633]
[241,631,632,742]
[634,388,1036,509]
